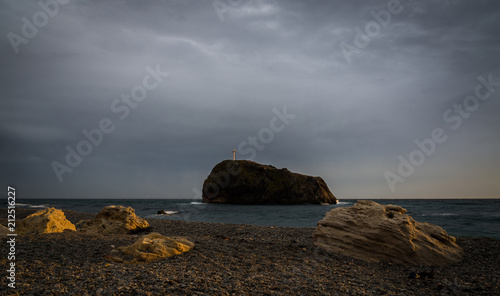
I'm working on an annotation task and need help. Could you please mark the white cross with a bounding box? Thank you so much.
[232,149,236,161]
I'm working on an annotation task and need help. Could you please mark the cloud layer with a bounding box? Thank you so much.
[1,0,499,199]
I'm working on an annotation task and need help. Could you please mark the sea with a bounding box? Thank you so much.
[11,199,500,239]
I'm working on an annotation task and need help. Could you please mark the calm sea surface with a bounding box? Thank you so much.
[12,199,500,239]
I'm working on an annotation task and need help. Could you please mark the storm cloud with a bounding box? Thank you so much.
[1,0,499,199]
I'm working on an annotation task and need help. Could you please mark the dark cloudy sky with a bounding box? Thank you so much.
[1,0,499,199]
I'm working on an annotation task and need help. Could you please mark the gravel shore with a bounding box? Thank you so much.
[1,208,499,295]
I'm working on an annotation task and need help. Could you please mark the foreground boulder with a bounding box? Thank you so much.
[108,232,194,263]
[77,205,150,235]
[17,207,76,234]
[202,160,337,204]
[313,200,463,266]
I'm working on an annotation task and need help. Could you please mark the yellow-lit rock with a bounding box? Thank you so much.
[313,200,464,266]
[116,232,194,263]
[17,207,76,234]
[77,205,150,235]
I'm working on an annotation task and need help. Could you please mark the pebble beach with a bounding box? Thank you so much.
[1,208,499,295]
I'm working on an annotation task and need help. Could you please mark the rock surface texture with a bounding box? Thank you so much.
[17,207,76,234]
[313,200,464,266]
[111,232,194,263]
[77,205,150,235]
[202,160,337,204]
[1,224,10,236]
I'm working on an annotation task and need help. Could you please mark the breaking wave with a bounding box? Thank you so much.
[16,203,48,209]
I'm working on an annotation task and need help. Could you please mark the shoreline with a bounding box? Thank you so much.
[1,208,499,295]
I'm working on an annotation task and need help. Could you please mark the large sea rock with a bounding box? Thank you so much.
[77,205,150,235]
[17,207,76,234]
[202,160,337,204]
[313,200,464,266]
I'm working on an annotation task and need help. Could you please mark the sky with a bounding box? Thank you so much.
[1,0,499,200]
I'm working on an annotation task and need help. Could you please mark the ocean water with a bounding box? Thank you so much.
[11,199,500,239]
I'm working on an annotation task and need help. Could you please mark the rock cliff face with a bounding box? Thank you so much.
[202,160,337,204]
[18,207,76,234]
[313,200,464,266]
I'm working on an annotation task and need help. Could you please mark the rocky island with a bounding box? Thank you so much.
[202,160,337,204]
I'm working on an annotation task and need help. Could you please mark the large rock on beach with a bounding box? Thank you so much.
[202,160,337,204]
[17,207,76,234]
[313,200,464,266]
[112,232,194,263]
[77,205,150,235]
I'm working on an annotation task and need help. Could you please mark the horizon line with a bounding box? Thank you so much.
[14,197,500,200]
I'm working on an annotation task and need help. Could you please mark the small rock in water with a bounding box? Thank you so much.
[157,210,180,215]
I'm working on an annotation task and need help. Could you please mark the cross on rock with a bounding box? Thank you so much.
[232,149,236,161]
